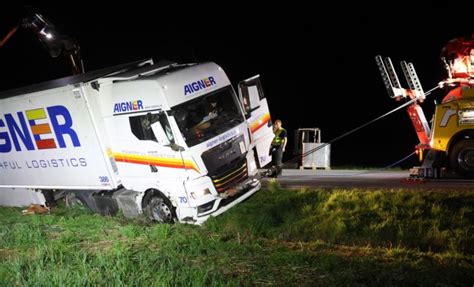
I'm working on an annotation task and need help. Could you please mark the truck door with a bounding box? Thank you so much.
[115,112,189,181]
[238,75,273,167]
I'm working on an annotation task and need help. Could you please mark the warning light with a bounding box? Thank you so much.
[451,56,471,77]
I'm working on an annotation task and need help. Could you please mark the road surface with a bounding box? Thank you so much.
[260,169,474,190]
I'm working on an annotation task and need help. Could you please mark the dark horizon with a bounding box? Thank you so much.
[1,4,471,168]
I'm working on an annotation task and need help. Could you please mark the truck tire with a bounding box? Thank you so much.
[449,139,474,178]
[65,192,87,208]
[143,192,176,223]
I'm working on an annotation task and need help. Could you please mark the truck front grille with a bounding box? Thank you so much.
[210,158,248,193]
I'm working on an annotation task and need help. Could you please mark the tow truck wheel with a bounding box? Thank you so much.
[143,192,176,223]
[449,139,474,178]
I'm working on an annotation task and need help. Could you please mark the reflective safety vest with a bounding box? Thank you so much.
[272,128,286,146]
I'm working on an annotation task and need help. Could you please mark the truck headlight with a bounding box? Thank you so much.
[191,188,211,199]
[460,109,474,124]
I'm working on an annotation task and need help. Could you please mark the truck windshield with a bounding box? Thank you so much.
[171,86,244,147]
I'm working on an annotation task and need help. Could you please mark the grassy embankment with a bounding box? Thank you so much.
[1,182,473,286]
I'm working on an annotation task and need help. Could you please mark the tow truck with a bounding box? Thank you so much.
[376,35,474,178]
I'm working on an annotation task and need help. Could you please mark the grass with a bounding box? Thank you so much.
[1,183,473,286]
[213,183,474,253]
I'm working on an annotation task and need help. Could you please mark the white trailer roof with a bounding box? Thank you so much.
[0,59,176,99]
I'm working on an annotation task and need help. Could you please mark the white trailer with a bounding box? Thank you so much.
[0,59,274,224]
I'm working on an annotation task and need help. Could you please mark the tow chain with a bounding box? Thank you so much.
[259,85,439,179]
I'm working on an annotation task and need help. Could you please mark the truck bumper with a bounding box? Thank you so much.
[193,177,261,225]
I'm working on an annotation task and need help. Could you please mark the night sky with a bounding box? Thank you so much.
[1,3,471,168]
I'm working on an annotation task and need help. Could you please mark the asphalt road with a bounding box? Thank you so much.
[260,169,474,190]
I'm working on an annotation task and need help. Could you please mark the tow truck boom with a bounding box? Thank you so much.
[375,55,431,147]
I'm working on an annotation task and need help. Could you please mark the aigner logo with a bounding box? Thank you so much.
[0,105,80,153]
[184,76,216,95]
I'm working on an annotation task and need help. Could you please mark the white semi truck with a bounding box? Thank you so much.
[0,59,274,224]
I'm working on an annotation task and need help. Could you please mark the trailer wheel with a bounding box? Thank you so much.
[65,192,87,208]
[449,139,474,178]
[143,193,176,223]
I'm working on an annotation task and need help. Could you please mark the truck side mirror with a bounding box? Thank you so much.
[151,122,170,146]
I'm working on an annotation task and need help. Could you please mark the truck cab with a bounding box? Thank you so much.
[98,61,272,223]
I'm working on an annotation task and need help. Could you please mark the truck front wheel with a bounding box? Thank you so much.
[143,192,176,223]
[449,139,474,178]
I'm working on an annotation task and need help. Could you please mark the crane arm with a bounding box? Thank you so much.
[0,10,84,74]
[0,26,19,48]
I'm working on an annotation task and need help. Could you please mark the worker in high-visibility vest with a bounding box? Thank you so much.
[269,119,287,177]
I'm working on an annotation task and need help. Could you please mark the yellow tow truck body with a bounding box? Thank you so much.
[431,86,474,153]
